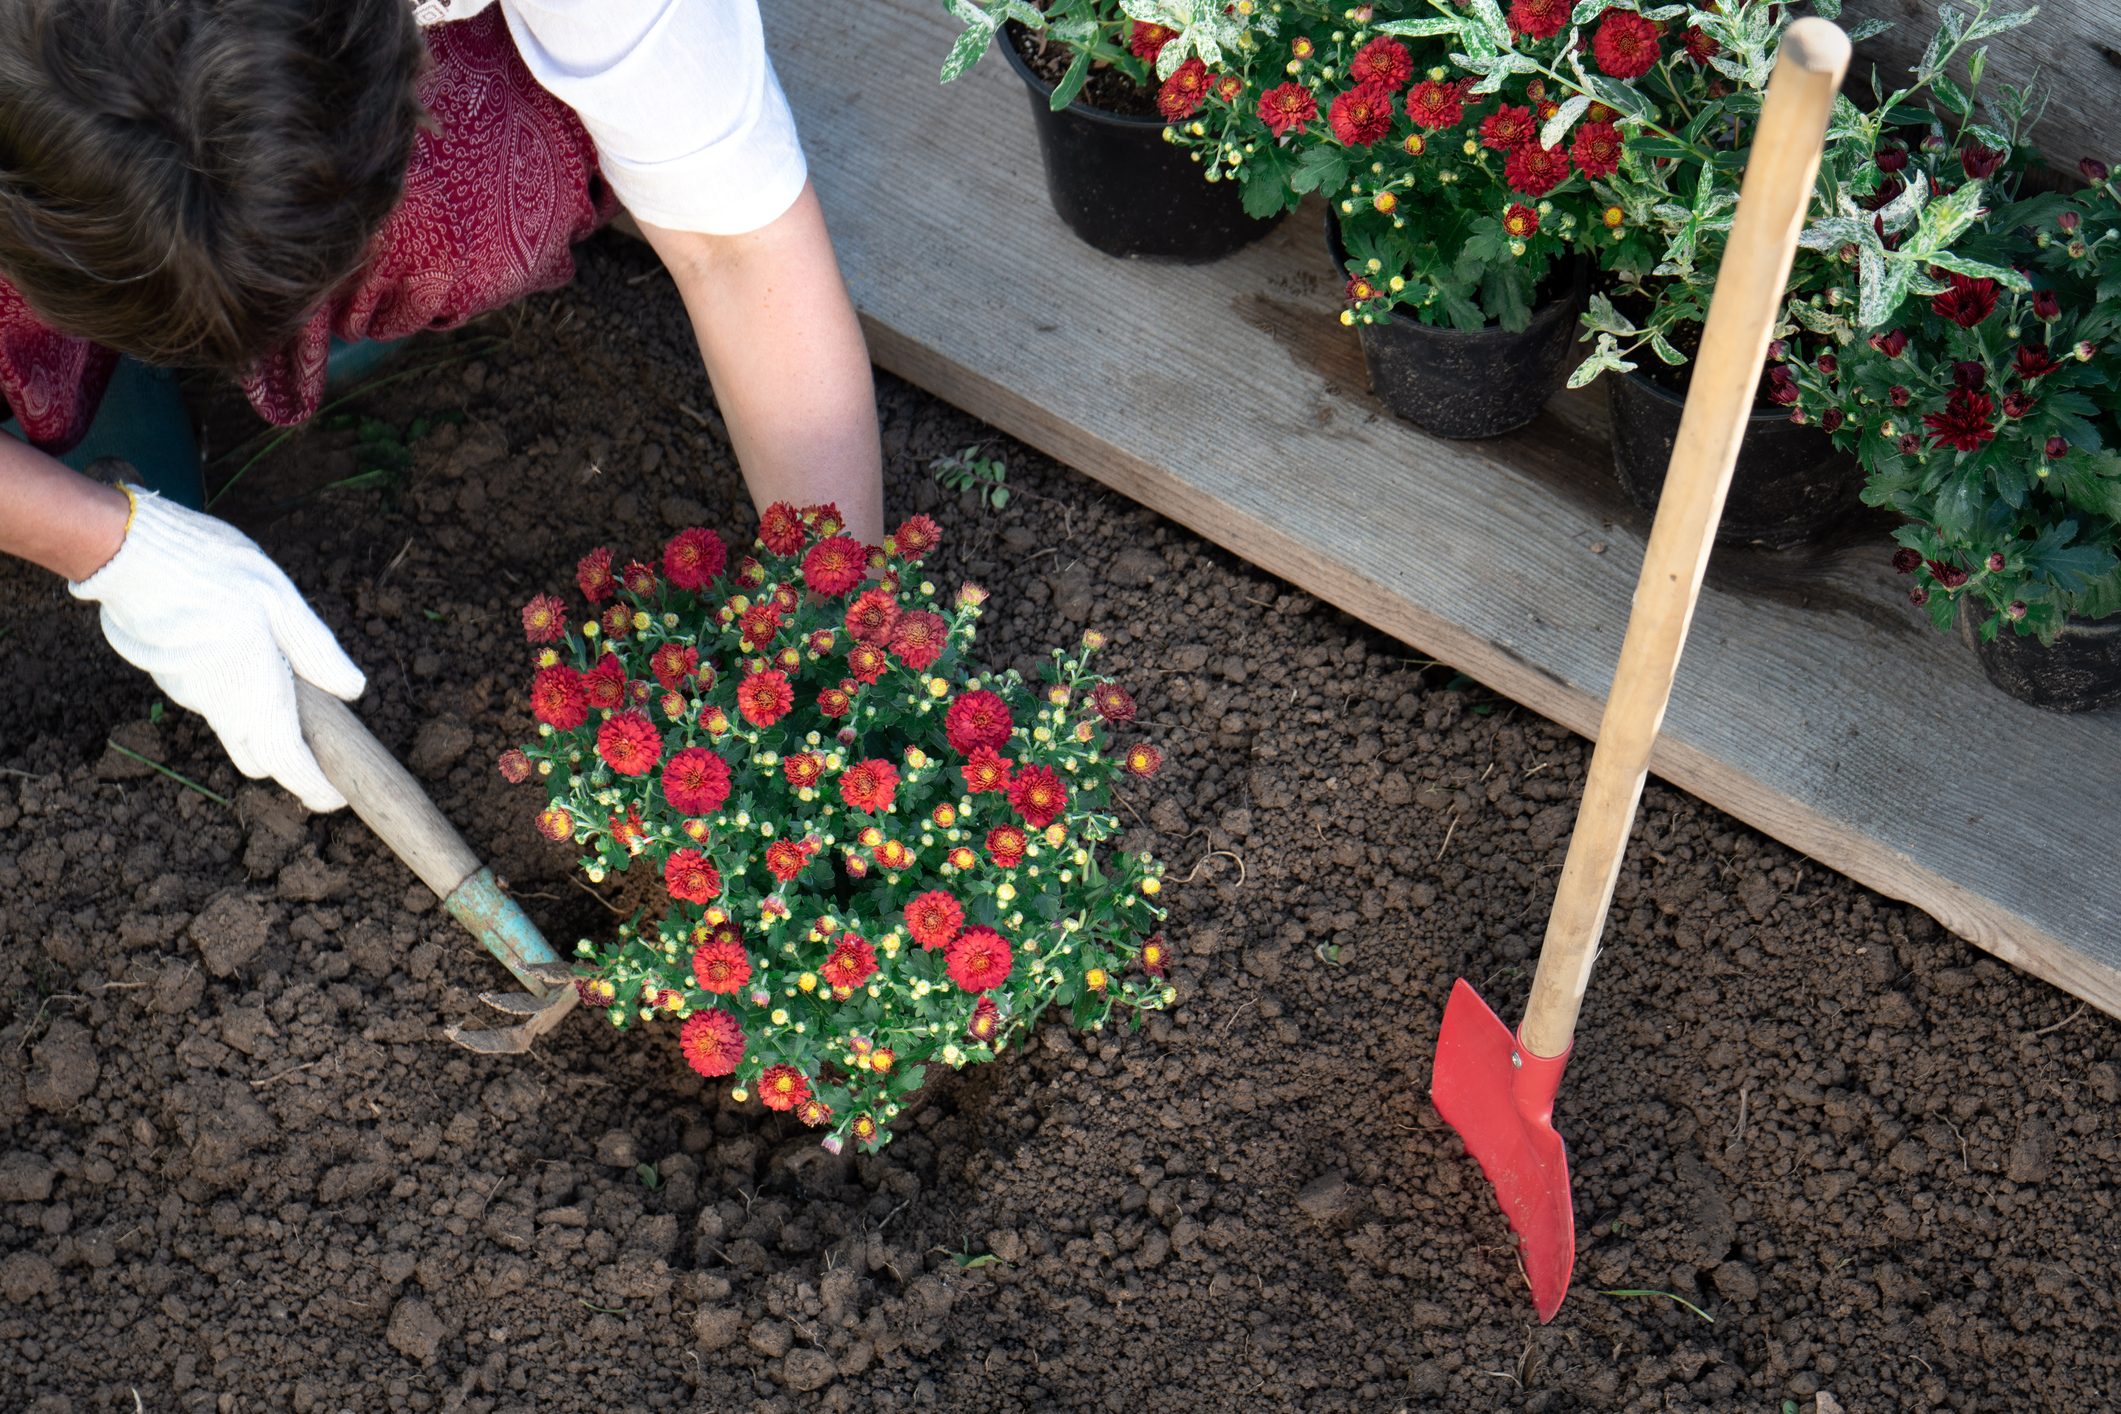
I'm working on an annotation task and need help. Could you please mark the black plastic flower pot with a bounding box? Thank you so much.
[998,26,1281,262]
[1969,610,2121,713]
[1606,370,1865,549]
[1323,216,1588,440]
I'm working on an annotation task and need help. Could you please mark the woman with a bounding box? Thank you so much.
[0,0,883,810]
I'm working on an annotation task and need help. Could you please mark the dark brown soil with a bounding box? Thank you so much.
[5,231,2119,1412]
[1007,22,1164,121]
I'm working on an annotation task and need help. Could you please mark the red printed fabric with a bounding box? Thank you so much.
[0,6,615,449]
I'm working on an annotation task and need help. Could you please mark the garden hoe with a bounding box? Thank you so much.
[1429,19,1851,1324]
[295,680,578,1053]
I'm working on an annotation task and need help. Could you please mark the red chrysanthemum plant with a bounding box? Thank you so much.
[936,0,1258,119]
[507,505,1172,1153]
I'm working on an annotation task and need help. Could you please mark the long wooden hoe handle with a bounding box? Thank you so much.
[1516,20,1851,1060]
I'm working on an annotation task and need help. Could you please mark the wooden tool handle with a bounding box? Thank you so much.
[295,678,483,902]
[1518,19,1851,1060]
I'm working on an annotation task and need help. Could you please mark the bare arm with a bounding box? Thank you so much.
[636,182,885,546]
[0,434,130,581]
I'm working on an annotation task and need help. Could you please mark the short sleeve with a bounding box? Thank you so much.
[496,0,808,235]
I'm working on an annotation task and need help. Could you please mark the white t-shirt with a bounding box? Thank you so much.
[412,0,808,236]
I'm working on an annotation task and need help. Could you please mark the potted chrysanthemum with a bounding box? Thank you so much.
[1780,161,2121,710]
[505,503,1176,1150]
[938,0,1285,260]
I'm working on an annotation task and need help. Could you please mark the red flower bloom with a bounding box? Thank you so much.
[758,1064,810,1112]
[961,746,1014,794]
[621,561,658,597]
[891,612,949,671]
[497,748,531,783]
[576,656,621,710]
[1329,81,1396,148]
[596,712,662,776]
[892,514,941,560]
[1088,682,1135,724]
[1931,274,1999,328]
[535,805,573,842]
[1124,743,1164,777]
[679,1008,745,1077]
[1961,142,2005,180]
[782,752,823,789]
[1508,0,1569,40]
[576,546,617,603]
[662,747,732,815]
[530,665,587,730]
[946,927,1014,993]
[736,602,783,651]
[1258,82,1320,137]
[758,502,805,556]
[2002,391,2036,419]
[691,936,751,994]
[608,806,646,852]
[839,758,901,814]
[1924,389,1998,452]
[1140,934,1170,977]
[850,1112,879,1145]
[847,642,889,684]
[822,935,878,991]
[1503,203,1541,238]
[521,594,567,643]
[599,603,633,640]
[967,995,1001,1043]
[765,838,810,883]
[905,890,966,950]
[817,686,853,718]
[1129,19,1175,63]
[1347,36,1412,91]
[1571,120,1623,179]
[1892,548,1922,574]
[1679,25,1718,64]
[845,587,900,645]
[2045,435,2069,459]
[660,527,726,591]
[664,848,721,904]
[2013,344,2060,380]
[986,824,1028,869]
[1158,58,1212,122]
[946,689,1015,753]
[1404,79,1465,131]
[796,1097,832,1127]
[1926,558,1970,590]
[1008,765,1069,828]
[737,670,795,727]
[1505,141,1571,196]
[1592,10,1661,79]
[1479,103,1536,151]
[649,642,699,690]
[802,535,866,596]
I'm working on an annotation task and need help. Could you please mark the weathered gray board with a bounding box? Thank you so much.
[763,0,2121,1016]
[1842,0,2121,175]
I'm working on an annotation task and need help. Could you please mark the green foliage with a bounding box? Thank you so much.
[930,445,1013,509]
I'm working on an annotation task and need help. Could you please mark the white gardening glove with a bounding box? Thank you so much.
[69,488,366,813]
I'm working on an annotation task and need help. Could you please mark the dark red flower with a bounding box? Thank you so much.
[662,747,732,815]
[1821,408,1845,433]
[621,561,658,598]
[679,1008,746,1077]
[1930,274,1999,328]
[764,839,809,883]
[846,642,888,685]
[757,1064,810,1112]
[946,689,1015,753]
[758,502,805,556]
[1892,548,1922,574]
[1875,144,1908,174]
[2002,391,2036,419]
[1347,36,1412,91]
[1258,82,1320,137]
[1479,103,1537,151]
[1008,764,1070,828]
[1951,360,1987,391]
[2031,289,2060,321]
[946,927,1015,993]
[961,746,1014,794]
[822,935,878,991]
[1571,121,1623,179]
[1505,142,1572,196]
[1766,366,1800,407]
[1328,81,1396,148]
[1508,0,1569,41]
[2045,435,2069,459]
[1868,329,1909,358]
[2084,157,2112,182]
[599,603,633,640]
[892,513,941,560]
[576,546,617,603]
[1926,558,1970,590]
[1923,389,1997,452]
[581,656,625,710]
[905,890,966,950]
[985,824,1028,869]
[1960,142,2005,180]
[663,528,726,591]
[649,642,699,690]
[664,849,721,904]
[596,711,662,776]
[1679,25,1718,63]
[497,749,531,784]
[2013,344,2059,379]
[530,665,588,730]
[1123,743,1164,778]
[817,686,853,718]
[1404,79,1464,131]
[1502,203,1541,238]
[845,586,900,645]
[802,535,867,596]
[1158,57,1212,122]
[691,934,750,995]
[1592,10,1661,79]
[839,758,901,814]
[521,594,567,644]
[736,670,794,727]
[890,611,949,671]
[1888,385,1912,407]
[1897,433,1922,457]
[968,995,1001,1043]
[1129,20,1176,63]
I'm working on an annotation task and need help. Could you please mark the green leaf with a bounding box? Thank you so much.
[1541,94,1592,153]
[1810,0,1842,17]
[1648,331,1686,365]
[1374,17,1464,38]
[1846,18,1892,43]
[1049,48,1092,110]
[939,18,998,84]
[1918,250,2031,290]
[1583,290,1638,337]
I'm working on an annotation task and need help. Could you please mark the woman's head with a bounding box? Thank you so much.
[0,0,425,372]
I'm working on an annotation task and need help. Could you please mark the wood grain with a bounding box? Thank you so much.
[295,680,481,902]
[765,0,2121,1018]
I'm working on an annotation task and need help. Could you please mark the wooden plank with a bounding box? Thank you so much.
[1843,1,2121,175]
[763,0,2121,1016]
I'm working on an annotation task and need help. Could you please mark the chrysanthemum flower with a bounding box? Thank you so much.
[1157,57,1211,122]
[893,513,941,560]
[650,642,699,689]
[945,689,1015,754]
[497,748,531,783]
[520,594,567,643]
[758,1064,811,1112]
[781,752,823,789]
[961,745,1014,794]
[738,602,783,650]
[2014,343,2059,380]
[839,758,901,814]
[1504,142,1571,197]
[1679,24,1718,63]
[1592,10,1661,78]
[986,824,1028,869]
[968,995,1001,1043]
[817,686,853,718]
[1348,35,1412,90]
[599,603,633,640]
[802,535,866,596]
[1088,682,1135,725]
[661,746,732,816]
[1140,934,1170,977]
[596,711,663,776]
[1125,743,1164,777]
[1328,80,1396,147]
[663,527,727,591]
[1007,765,1069,828]
[1508,0,1569,40]
[1404,79,1464,131]
[1570,120,1622,179]
[946,927,1014,992]
[531,665,588,730]
[1931,274,1999,328]
[581,656,625,710]
[847,643,889,685]
[1503,203,1541,238]
[664,848,721,904]
[759,502,806,556]
[850,1113,879,1145]
[796,1097,832,1127]
[765,839,810,882]
[1257,82,1319,138]
[822,935,878,990]
[679,1008,746,1076]
[1129,19,1175,63]
[905,890,965,950]
[1479,103,1536,151]
[737,670,795,727]
[802,502,845,536]
[1923,389,1998,452]
[890,612,949,672]
[577,546,617,603]
[948,845,977,871]
[872,838,911,871]
[845,587,901,645]
[621,561,658,597]
[535,805,574,842]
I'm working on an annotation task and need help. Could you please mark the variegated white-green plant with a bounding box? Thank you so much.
[936,0,1271,110]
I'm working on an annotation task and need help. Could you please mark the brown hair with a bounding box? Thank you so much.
[0,0,426,373]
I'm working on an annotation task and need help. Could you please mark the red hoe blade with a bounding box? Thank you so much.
[1427,18,1851,1324]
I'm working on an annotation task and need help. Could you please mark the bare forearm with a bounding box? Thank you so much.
[0,434,129,581]
[639,185,885,545]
